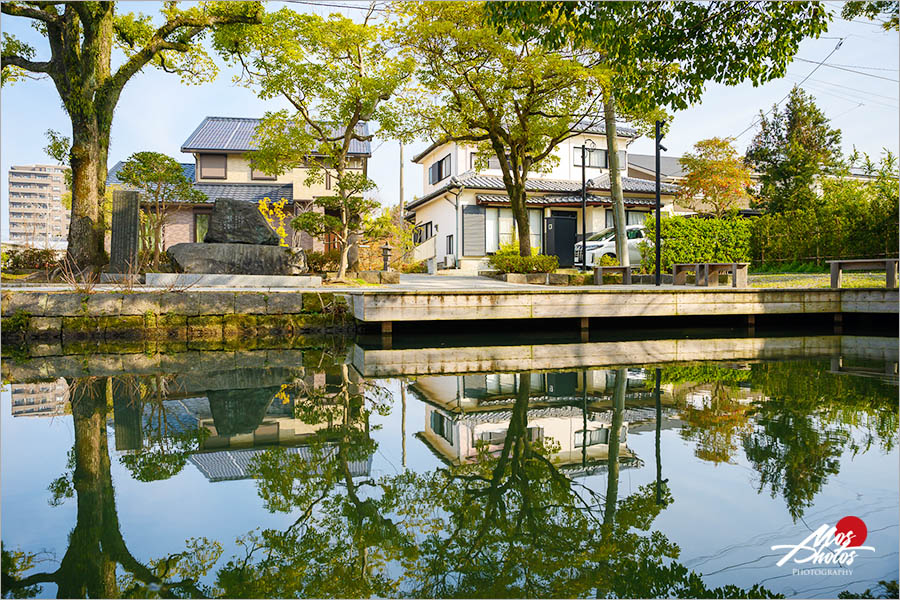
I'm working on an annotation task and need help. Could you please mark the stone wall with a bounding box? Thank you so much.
[1,290,353,355]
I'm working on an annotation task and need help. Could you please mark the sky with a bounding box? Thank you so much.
[2,1,898,241]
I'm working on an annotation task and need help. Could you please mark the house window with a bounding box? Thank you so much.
[325,171,332,190]
[574,147,606,168]
[430,411,454,445]
[469,152,477,170]
[414,221,433,245]
[446,234,454,255]
[484,207,542,253]
[194,212,211,242]
[575,427,610,447]
[251,167,276,181]
[428,154,451,184]
[198,154,227,179]
[627,210,648,226]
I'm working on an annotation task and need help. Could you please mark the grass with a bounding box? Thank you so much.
[749,272,887,289]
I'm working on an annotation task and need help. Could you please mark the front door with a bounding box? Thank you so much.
[545,214,577,267]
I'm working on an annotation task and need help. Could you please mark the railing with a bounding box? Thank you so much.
[413,235,436,263]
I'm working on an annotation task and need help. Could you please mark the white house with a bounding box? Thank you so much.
[406,122,678,271]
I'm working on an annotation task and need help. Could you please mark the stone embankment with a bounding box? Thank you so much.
[1,290,352,354]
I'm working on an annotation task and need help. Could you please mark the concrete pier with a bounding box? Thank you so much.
[347,288,898,326]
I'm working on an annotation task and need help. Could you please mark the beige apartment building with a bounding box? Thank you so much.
[7,164,69,247]
[10,378,70,417]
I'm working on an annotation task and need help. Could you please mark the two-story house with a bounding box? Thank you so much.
[107,116,371,252]
[406,122,678,271]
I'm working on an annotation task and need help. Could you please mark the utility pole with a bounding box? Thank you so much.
[655,121,667,286]
[581,144,587,272]
[399,143,405,215]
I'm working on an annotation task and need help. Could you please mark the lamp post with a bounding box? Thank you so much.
[655,121,667,286]
[581,139,595,272]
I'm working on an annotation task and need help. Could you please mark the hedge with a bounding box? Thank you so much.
[640,215,752,273]
[488,253,559,274]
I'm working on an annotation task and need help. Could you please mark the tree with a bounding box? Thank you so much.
[486,1,829,262]
[746,87,843,214]
[678,138,753,217]
[117,152,206,270]
[1,2,263,269]
[218,6,414,280]
[842,1,900,30]
[393,1,610,258]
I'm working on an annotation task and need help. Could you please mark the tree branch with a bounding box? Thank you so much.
[0,2,60,24]
[1,53,53,73]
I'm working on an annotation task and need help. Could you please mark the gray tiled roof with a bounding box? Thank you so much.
[189,445,371,483]
[588,173,679,194]
[181,116,372,155]
[193,183,294,204]
[476,194,657,207]
[107,160,195,185]
[408,170,675,210]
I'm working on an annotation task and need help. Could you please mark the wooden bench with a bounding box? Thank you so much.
[672,263,702,286]
[701,262,749,288]
[828,258,898,289]
[672,262,749,287]
[594,265,633,285]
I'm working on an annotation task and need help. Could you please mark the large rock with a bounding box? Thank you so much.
[204,197,281,245]
[168,243,307,275]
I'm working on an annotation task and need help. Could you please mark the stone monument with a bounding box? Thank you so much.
[167,197,307,276]
[109,190,140,273]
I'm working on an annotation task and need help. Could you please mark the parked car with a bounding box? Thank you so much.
[574,225,646,266]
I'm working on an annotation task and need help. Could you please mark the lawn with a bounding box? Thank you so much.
[749,272,887,289]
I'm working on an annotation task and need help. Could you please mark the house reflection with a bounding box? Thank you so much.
[412,369,674,475]
[109,367,372,482]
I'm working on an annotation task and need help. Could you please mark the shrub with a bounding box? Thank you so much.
[598,254,619,267]
[2,247,58,271]
[306,249,341,273]
[399,261,428,273]
[641,215,752,273]
[489,253,558,273]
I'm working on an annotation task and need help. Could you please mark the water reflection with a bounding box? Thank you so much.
[2,340,898,598]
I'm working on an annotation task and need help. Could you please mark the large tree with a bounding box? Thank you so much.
[487,1,830,264]
[0,2,263,269]
[393,1,611,258]
[745,86,843,213]
[678,137,754,217]
[218,6,414,280]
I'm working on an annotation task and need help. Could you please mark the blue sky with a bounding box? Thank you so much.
[2,1,898,241]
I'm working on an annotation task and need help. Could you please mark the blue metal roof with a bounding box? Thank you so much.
[181,116,372,156]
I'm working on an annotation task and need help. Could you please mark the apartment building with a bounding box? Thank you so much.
[10,378,70,417]
[107,116,371,252]
[7,164,69,247]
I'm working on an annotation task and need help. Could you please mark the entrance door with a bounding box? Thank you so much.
[544,214,577,267]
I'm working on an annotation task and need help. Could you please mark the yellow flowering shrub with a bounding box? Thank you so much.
[258,196,290,247]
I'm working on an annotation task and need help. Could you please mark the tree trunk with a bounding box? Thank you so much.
[603,91,629,267]
[67,120,108,269]
[510,184,532,257]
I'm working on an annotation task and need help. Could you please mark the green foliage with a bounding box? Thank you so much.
[118,151,207,270]
[222,7,410,278]
[485,2,829,112]
[841,1,899,30]
[2,247,57,271]
[750,151,899,264]
[745,87,843,214]
[489,253,559,273]
[305,249,341,273]
[598,253,619,267]
[640,215,752,273]
[399,260,428,273]
[393,1,611,256]
[678,137,753,217]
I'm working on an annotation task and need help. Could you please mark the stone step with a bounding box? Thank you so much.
[145,273,322,288]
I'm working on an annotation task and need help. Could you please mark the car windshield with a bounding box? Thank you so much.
[587,228,615,242]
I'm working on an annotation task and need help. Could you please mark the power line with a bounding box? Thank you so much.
[824,62,900,73]
[282,0,388,12]
[786,72,900,103]
[794,57,899,82]
[733,38,845,140]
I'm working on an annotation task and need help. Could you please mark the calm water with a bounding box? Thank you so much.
[1,335,898,598]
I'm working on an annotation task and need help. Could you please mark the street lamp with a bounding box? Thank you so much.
[655,121,667,286]
[581,139,596,272]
